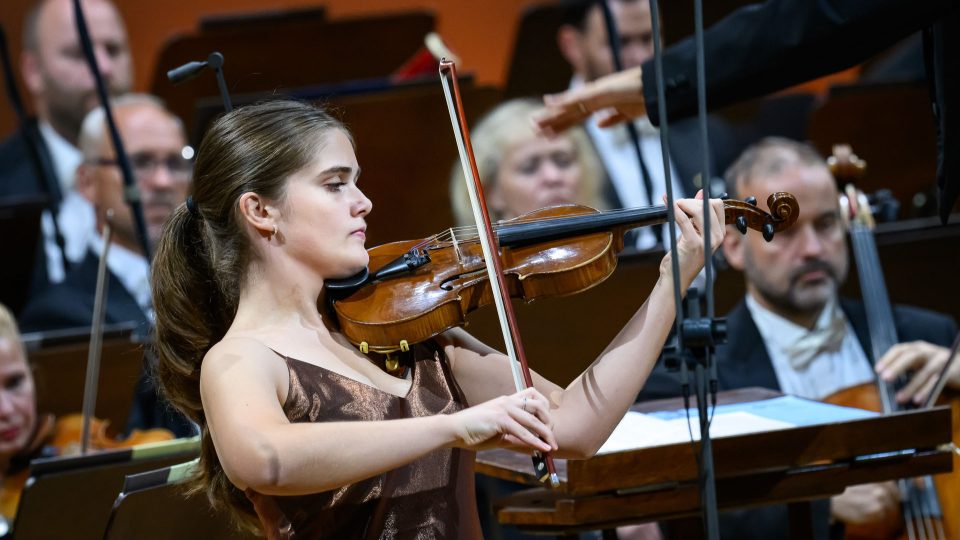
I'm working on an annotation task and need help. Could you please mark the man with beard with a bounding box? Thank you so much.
[0,0,132,288]
[555,0,734,249]
[19,95,195,437]
[639,137,959,539]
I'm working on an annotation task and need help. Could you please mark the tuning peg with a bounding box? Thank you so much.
[735,215,748,234]
[762,223,775,242]
[745,196,757,206]
[718,192,730,200]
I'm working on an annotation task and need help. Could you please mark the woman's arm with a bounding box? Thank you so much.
[201,337,556,496]
[445,197,725,459]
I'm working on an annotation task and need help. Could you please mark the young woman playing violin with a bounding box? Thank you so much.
[151,100,725,539]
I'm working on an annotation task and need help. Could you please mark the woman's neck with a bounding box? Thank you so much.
[232,258,327,333]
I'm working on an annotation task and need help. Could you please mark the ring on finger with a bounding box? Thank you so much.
[522,397,528,413]
[577,101,589,115]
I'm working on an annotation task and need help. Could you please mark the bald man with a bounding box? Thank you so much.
[0,0,133,291]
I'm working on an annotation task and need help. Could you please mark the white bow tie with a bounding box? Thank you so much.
[782,306,848,370]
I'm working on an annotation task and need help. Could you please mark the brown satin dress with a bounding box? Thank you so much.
[247,341,482,540]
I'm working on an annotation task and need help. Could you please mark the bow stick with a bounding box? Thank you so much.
[439,60,559,487]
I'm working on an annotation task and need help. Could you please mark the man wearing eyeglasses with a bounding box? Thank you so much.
[20,93,190,333]
[18,93,195,437]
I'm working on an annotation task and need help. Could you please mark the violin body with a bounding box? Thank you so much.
[335,205,620,353]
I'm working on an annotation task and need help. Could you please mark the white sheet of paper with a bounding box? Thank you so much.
[596,411,795,455]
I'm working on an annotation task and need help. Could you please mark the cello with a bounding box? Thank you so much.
[824,144,960,540]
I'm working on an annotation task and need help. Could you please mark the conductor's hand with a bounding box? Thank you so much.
[659,191,725,290]
[875,340,960,406]
[535,67,646,136]
[448,387,557,454]
[830,482,900,527]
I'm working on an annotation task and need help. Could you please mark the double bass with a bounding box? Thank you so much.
[824,145,960,540]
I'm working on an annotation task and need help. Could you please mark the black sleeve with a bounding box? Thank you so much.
[642,0,956,124]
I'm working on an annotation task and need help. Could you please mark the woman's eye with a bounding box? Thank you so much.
[326,181,346,192]
[551,152,575,169]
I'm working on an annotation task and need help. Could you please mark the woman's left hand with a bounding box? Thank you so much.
[659,191,725,289]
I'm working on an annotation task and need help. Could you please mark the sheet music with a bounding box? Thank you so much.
[597,396,877,455]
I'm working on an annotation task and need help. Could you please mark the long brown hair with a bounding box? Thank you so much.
[151,100,350,529]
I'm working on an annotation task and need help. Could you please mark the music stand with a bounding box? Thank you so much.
[0,194,45,314]
[104,459,258,539]
[11,437,199,539]
[479,388,955,538]
[22,322,145,432]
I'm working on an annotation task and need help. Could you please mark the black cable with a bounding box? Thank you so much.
[72,0,151,259]
[597,1,663,244]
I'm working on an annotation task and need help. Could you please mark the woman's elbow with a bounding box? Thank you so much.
[221,438,286,493]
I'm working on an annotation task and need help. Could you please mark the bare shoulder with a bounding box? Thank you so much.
[201,336,289,398]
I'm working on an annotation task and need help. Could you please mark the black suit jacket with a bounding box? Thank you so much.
[641,0,960,220]
[17,249,195,438]
[638,297,958,540]
[18,249,149,335]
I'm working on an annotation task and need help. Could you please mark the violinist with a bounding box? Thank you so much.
[150,99,726,538]
[18,93,196,438]
[448,97,606,226]
[640,137,959,540]
[0,302,53,531]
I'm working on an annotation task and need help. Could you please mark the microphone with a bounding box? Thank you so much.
[166,51,233,112]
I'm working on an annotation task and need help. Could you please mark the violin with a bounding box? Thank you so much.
[0,413,173,522]
[331,195,799,354]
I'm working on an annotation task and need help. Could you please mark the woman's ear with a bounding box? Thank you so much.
[238,192,277,238]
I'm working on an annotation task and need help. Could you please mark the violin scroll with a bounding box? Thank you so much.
[722,192,799,242]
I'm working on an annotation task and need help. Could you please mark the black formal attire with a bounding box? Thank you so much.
[0,125,63,297]
[18,250,196,438]
[641,0,960,221]
[638,297,958,540]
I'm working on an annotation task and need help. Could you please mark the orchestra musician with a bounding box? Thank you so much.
[639,137,960,539]
[18,93,196,439]
[150,99,725,538]
[449,97,606,226]
[553,0,735,249]
[0,302,52,530]
[0,0,133,290]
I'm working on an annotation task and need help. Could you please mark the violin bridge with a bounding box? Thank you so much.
[450,227,463,262]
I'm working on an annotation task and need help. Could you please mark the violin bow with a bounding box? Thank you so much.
[439,60,559,487]
[81,210,114,455]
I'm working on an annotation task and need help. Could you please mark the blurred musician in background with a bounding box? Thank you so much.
[449,98,606,226]
[554,0,734,248]
[18,94,195,438]
[0,0,133,291]
[639,137,959,539]
[0,303,50,531]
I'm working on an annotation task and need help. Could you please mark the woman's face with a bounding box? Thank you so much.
[0,337,36,463]
[489,135,583,220]
[278,129,373,280]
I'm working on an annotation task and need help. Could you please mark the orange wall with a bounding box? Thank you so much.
[0,0,535,138]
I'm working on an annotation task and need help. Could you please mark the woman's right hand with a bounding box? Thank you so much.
[447,387,556,454]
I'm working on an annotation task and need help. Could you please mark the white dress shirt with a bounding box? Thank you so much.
[38,122,93,283]
[745,294,874,400]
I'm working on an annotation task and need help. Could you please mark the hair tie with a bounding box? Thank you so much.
[186,195,203,219]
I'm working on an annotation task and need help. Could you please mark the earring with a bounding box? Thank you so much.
[272,224,278,237]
